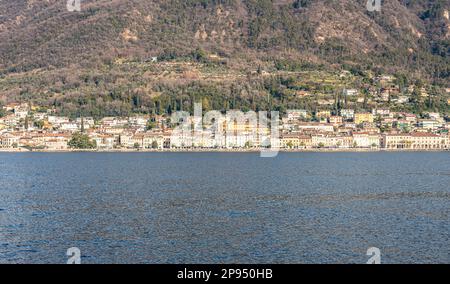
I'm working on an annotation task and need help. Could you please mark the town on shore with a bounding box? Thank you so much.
[1,101,449,152]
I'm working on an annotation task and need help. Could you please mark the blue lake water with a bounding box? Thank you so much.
[0,152,449,264]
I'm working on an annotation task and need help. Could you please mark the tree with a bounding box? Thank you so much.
[146,120,157,131]
[34,120,45,129]
[134,142,141,149]
[151,141,159,149]
[191,48,208,63]
[24,116,30,130]
[202,97,210,112]
[80,117,85,133]
[286,141,294,149]
[410,87,424,113]
[68,133,96,149]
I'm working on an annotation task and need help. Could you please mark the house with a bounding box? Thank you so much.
[336,126,355,134]
[316,110,331,119]
[119,132,134,148]
[353,132,380,148]
[381,133,444,149]
[442,134,450,149]
[281,134,300,149]
[396,120,412,130]
[427,113,441,120]
[317,99,335,106]
[343,89,359,96]
[368,134,381,148]
[195,129,217,148]
[286,110,308,121]
[44,139,68,150]
[19,136,34,148]
[396,96,410,104]
[361,125,381,133]
[101,127,124,135]
[280,133,312,149]
[312,134,353,148]
[340,109,355,120]
[143,132,165,149]
[129,116,149,128]
[76,117,95,129]
[329,116,343,126]
[47,116,70,124]
[169,129,194,148]
[409,133,445,150]
[298,135,313,148]
[295,90,312,98]
[373,109,391,117]
[27,133,71,150]
[381,133,413,149]
[380,117,396,126]
[5,103,29,119]
[163,131,173,149]
[100,117,128,128]
[355,113,374,124]
[0,133,20,148]
[42,134,70,150]
[402,113,418,123]
[418,120,442,131]
[130,134,145,148]
[59,122,79,132]
[296,122,334,133]
[353,133,370,148]
[222,120,264,148]
[377,75,394,84]
[3,103,20,112]
[0,114,19,127]
[33,113,47,121]
[226,133,253,148]
[14,109,29,119]
[92,134,115,149]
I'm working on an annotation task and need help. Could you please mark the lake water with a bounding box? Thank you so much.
[0,152,449,264]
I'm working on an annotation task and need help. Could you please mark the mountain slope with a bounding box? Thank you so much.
[0,0,448,77]
[0,0,449,118]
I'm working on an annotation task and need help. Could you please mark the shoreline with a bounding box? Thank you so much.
[1,148,449,153]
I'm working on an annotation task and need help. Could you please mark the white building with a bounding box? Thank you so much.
[340,109,355,120]
[296,123,334,133]
[0,133,20,148]
[372,109,391,117]
[343,89,359,96]
[353,133,381,148]
[418,120,442,130]
[48,116,70,125]
[286,110,308,121]
[59,123,79,132]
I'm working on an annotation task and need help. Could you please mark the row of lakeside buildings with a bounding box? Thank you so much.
[1,103,449,151]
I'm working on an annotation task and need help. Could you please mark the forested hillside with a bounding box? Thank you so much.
[0,0,449,117]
